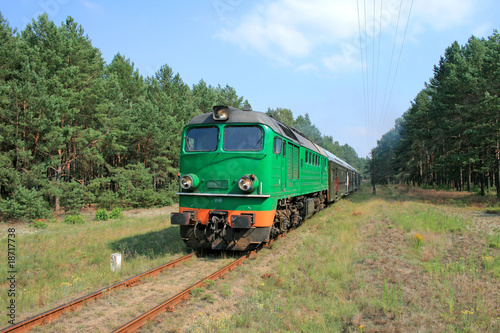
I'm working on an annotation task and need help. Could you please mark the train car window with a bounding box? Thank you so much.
[282,142,286,157]
[305,151,308,164]
[185,127,219,152]
[223,126,263,151]
[273,137,282,154]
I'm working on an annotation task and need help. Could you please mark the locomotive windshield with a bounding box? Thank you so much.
[185,127,218,152]
[223,126,263,151]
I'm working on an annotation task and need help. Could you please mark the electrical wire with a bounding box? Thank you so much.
[356,0,369,147]
[377,0,414,138]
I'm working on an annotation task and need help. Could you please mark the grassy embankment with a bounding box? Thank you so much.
[1,184,499,332]
[0,207,188,326]
[180,184,500,332]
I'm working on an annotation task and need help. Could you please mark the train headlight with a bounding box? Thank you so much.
[180,174,199,190]
[238,174,258,192]
[213,106,229,120]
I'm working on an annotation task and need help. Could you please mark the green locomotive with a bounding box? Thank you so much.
[171,106,360,251]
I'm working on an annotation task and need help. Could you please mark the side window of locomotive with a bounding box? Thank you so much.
[273,137,282,154]
[185,127,219,152]
[223,126,263,151]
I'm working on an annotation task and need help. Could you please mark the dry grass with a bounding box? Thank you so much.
[150,184,500,332]
[1,184,499,332]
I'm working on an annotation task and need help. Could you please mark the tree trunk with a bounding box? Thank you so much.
[496,140,500,198]
[55,163,62,212]
[467,165,471,192]
[480,174,485,196]
[55,149,62,212]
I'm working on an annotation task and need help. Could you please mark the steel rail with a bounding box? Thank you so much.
[0,254,193,333]
[113,251,257,333]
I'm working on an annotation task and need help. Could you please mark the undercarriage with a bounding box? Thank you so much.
[173,190,328,251]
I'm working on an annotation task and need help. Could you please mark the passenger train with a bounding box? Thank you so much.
[171,106,360,251]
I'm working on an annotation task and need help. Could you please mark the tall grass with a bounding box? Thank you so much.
[389,203,468,234]
[184,184,499,332]
[0,214,188,325]
[186,196,369,332]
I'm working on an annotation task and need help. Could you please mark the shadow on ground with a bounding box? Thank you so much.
[109,226,189,259]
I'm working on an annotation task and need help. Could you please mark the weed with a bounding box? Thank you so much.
[191,287,204,297]
[201,293,216,303]
[381,278,403,314]
[411,233,425,250]
[488,231,500,249]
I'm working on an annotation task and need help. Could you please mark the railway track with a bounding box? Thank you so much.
[113,250,257,332]
[0,249,261,332]
[2,232,284,333]
[0,254,194,333]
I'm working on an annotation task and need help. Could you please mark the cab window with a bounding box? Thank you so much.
[224,126,263,151]
[185,127,218,152]
[273,137,282,154]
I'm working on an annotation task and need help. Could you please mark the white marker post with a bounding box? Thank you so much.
[110,253,122,272]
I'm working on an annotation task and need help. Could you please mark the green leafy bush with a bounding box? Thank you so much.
[95,209,109,221]
[30,219,48,229]
[0,186,50,220]
[110,207,123,219]
[63,214,84,225]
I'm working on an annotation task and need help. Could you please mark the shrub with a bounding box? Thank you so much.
[110,207,123,219]
[95,209,109,221]
[30,219,47,229]
[63,214,84,224]
[0,186,50,220]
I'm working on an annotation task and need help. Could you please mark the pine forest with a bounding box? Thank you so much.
[0,13,365,220]
[371,31,500,197]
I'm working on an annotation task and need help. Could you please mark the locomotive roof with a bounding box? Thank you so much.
[188,106,359,174]
[188,106,326,155]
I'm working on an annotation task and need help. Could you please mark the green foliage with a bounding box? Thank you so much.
[0,13,217,216]
[58,181,86,212]
[0,186,50,220]
[63,214,84,224]
[110,207,123,219]
[30,219,48,229]
[372,31,500,196]
[0,12,364,219]
[95,209,109,221]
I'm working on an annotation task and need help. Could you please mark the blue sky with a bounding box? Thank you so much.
[1,0,498,157]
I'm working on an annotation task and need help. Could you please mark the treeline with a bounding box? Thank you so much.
[371,31,500,197]
[0,13,250,219]
[0,13,364,220]
[266,108,366,173]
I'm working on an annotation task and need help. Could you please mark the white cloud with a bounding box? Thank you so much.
[411,0,476,31]
[295,63,319,73]
[322,53,362,72]
[80,0,104,15]
[215,0,480,71]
